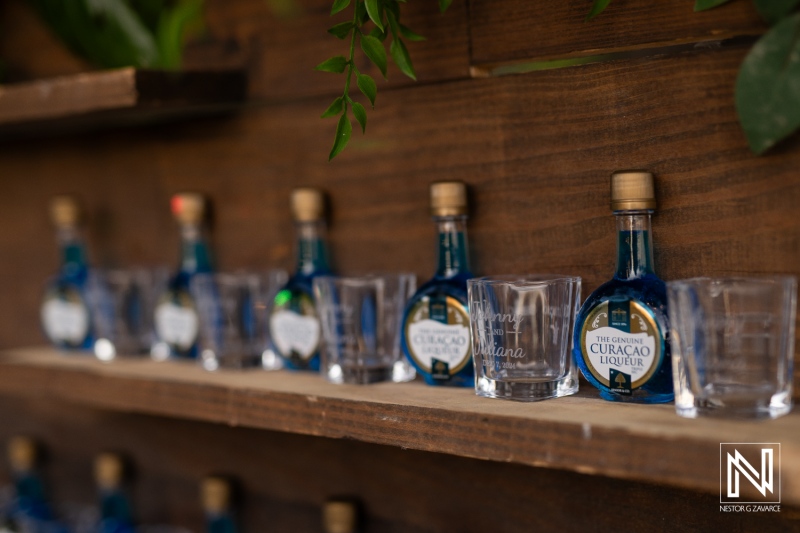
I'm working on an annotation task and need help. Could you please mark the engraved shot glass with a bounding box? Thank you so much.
[468,275,582,401]
[668,276,797,419]
[192,270,287,371]
[89,268,168,361]
[313,274,416,384]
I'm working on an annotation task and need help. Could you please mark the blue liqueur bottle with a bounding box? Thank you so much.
[152,193,212,360]
[95,453,135,533]
[6,437,57,528]
[40,196,93,351]
[574,171,673,403]
[401,182,474,386]
[268,188,331,371]
[202,477,238,533]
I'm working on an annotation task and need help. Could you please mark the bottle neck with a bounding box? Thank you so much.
[614,211,655,280]
[180,223,213,275]
[434,216,471,279]
[57,226,88,275]
[295,220,330,277]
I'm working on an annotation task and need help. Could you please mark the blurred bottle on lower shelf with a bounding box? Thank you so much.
[94,453,135,533]
[2,437,67,533]
[201,477,237,533]
[323,500,358,533]
[41,196,94,351]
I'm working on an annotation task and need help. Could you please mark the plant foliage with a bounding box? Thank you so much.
[27,0,204,69]
[318,0,451,160]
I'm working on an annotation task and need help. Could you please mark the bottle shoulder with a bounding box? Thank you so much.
[410,275,470,304]
[579,275,667,316]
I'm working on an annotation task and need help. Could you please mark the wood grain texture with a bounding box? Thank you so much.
[188,0,472,100]
[468,0,767,67]
[1,396,797,533]
[0,69,246,138]
[1,44,798,383]
[0,347,799,507]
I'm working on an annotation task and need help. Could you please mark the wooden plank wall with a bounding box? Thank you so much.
[0,0,798,386]
[0,395,795,533]
[1,1,800,530]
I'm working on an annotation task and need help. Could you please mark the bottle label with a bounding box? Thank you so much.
[580,299,663,394]
[41,287,89,346]
[270,291,320,361]
[155,290,199,351]
[405,295,471,379]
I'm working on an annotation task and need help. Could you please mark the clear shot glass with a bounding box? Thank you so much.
[88,268,168,361]
[467,275,582,401]
[192,270,287,371]
[668,276,797,420]
[313,274,417,384]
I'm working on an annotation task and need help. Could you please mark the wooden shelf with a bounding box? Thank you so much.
[1,347,798,505]
[0,68,246,140]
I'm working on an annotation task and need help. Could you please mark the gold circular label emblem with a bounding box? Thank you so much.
[580,299,662,390]
[404,295,471,375]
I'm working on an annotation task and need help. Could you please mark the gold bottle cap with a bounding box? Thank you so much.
[202,476,231,514]
[610,171,657,212]
[323,501,357,533]
[291,188,325,222]
[95,453,124,490]
[430,181,467,217]
[8,436,36,472]
[171,193,206,225]
[50,195,81,227]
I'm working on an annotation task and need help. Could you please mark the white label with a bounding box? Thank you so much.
[584,326,657,384]
[270,309,320,360]
[408,318,471,370]
[155,301,199,350]
[41,297,89,345]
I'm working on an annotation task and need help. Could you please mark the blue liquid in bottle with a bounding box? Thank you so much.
[98,489,135,533]
[153,194,213,360]
[573,172,673,403]
[41,196,93,351]
[6,437,67,533]
[401,182,474,387]
[269,189,331,371]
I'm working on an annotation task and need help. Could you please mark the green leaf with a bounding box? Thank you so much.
[352,102,367,133]
[357,73,377,107]
[390,38,416,80]
[754,0,800,24]
[586,0,612,21]
[439,0,453,13]
[365,0,384,31]
[356,0,369,24]
[155,0,205,69]
[331,0,351,16]
[693,0,732,12]
[361,34,388,77]
[315,55,348,73]
[328,22,354,39]
[399,24,425,41]
[329,113,353,161]
[370,27,387,42]
[321,97,344,118]
[386,9,401,36]
[735,13,800,154]
[29,0,160,68]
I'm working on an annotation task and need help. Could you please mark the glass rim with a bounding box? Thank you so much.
[667,275,798,288]
[467,274,581,287]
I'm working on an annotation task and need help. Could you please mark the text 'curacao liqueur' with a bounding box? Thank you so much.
[202,477,238,533]
[268,188,332,371]
[41,196,93,351]
[574,171,673,403]
[95,453,136,533]
[152,193,213,360]
[401,182,474,387]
